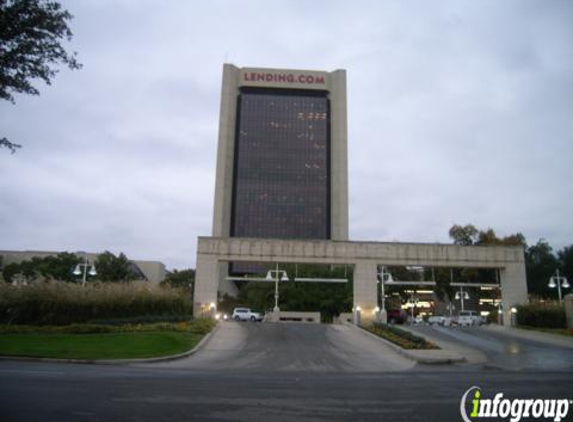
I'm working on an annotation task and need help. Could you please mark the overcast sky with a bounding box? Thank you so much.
[1,0,572,270]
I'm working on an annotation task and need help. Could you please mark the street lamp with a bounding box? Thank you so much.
[73,257,97,287]
[265,263,289,312]
[376,267,393,323]
[548,269,570,303]
[408,294,419,320]
[454,287,470,312]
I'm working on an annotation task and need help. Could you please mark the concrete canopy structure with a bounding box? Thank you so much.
[193,237,527,326]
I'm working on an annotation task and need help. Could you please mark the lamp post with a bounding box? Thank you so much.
[265,263,289,312]
[446,302,455,317]
[73,257,97,287]
[455,287,470,312]
[376,267,393,323]
[548,269,570,303]
[408,294,419,320]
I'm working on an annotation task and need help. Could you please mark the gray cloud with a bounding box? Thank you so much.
[1,0,572,269]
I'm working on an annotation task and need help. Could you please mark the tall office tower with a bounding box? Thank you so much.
[212,65,348,273]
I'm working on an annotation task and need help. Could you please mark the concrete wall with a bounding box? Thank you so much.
[266,311,321,323]
[565,294,573,329]
[193,237,528,326]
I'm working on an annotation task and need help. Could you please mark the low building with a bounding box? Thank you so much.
[0,250,166,284]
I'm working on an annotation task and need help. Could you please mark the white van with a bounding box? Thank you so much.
[456,310,482,327]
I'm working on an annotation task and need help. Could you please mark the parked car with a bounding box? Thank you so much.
[428,315,445,326]
[386,309,408,324]
[232,308,263,322]
[455,310,483,327]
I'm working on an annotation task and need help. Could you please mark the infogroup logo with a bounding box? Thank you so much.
[460,386,571,422]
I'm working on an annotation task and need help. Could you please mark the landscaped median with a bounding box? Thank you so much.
[0,319,217,361]
[364,323,439,350]
[347,321,466,364]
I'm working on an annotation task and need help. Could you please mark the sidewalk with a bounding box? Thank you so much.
[484,324,573,349]
[342,321,466,364]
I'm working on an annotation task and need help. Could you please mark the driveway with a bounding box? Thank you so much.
[148,321,415,372]
[406,325,573,371]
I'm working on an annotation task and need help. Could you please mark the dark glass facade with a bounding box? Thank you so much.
[230,88,330,241]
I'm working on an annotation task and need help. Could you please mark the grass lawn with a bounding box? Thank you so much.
[0,332,204,360]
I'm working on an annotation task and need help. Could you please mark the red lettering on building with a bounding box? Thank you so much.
[243,71,326,86]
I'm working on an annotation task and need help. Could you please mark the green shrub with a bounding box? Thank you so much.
[0,319,216,335]
[516,302,566,329]
[365,323,438,350]
[0,282,192,325]
[87,315,192,325]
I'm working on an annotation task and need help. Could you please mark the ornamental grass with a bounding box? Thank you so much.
[0,281,192,325]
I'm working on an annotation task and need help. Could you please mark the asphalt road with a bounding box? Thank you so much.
[1,361,571,422]
[1,322,572,422]
[149,321,415,371]
[406,325,573,371]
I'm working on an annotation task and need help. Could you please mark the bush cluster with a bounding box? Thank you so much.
[516,302,566,329]
[0,282,192,325]
[365,323,438,350]
[0,318,216,335]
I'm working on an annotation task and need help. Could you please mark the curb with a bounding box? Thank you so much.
[0,323,221,365]
[341,321,466,365]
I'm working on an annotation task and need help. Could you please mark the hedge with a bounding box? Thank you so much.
[0,281,193,325]
[0,319,216,335]
[516,302,566,329]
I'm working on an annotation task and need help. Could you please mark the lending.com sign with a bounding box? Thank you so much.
[461,386,571,422]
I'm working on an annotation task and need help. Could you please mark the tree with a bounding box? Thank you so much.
[1,252,81,283]
[525,240,558,299]
[161,269,195,289]
[38,252,81,282]
[449,224,478,246]
[0,0,81,152]
[95,251,139,282]
[557,245,573,294]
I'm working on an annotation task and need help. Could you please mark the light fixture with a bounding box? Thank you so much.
[548,278,556,288]
[88,267,97,276]
[562,279,570,289]
[387,273,394,282]
[374,306,380,313]
[265,271,273,281]
[511,307,517,314]
[356,306,362,312]
[73,265,81,276]
[281,272,289,282]
[209,302,216,309]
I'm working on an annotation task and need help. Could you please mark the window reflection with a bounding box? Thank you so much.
[230,88,330,242]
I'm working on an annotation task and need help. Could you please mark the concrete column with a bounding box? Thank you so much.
[353,260,378,325]
[212,64,240,237]
[217,262,239,297]
[328,69,349,241]
[193,254,220,319]
[499,262,528,327]
[565,294,573,329]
